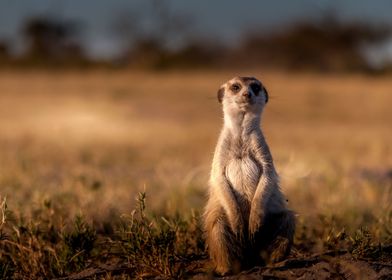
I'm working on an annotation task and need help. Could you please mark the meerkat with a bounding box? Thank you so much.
[203,76,295,275]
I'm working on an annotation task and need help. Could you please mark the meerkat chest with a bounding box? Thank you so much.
[225,154,261,200]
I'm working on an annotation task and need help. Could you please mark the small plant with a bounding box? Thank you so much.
[0,196,6,229]
[350,227,383,259]
[119,192,180,277]
[62,215,97,272]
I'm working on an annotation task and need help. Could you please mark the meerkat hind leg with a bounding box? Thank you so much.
[258,210,295,264]
[206,213,243,275]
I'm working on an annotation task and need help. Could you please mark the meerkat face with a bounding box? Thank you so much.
[217,77,269,114]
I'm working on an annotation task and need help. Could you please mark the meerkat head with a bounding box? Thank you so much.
[217,76,268,115]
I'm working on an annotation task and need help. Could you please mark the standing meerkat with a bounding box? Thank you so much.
[203,76,295,275]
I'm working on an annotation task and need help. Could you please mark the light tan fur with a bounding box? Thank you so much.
[204,77,295,275]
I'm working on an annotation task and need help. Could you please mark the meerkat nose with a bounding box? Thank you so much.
[242,91,251,98]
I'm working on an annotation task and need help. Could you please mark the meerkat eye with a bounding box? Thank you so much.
[230,83,241,93]
[250,83,261,96]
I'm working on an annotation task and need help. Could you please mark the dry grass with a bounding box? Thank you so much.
[0,69,391,278]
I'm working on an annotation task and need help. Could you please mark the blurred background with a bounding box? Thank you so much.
[0,0,391,224]
[1,0,392,71]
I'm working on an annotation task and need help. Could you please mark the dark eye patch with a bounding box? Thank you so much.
[230,83,241,93]
[250,83,261,96]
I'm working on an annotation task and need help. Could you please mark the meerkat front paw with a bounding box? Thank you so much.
[248,209,264,238]
[230,212,245,239]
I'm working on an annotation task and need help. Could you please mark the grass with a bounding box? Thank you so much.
[0,192,205,278]
[0,69,391,278]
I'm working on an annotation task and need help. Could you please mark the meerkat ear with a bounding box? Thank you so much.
[217,87,224,103]
[263,86,269,103]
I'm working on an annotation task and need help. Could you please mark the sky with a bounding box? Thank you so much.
[1,0,392,60]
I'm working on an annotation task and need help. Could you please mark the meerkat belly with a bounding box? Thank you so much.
[225,156,261,200]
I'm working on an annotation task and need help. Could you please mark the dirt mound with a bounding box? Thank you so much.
[221,254,392,280]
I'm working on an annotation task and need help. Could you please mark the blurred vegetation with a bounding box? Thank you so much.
[0,17,91,69]
[236,15,391,72]
[0,12,391,72]
[22,18,87,67]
